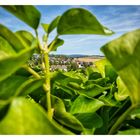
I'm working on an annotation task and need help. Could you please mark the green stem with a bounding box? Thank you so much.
[108,105,136,134]
[43,52,52,119]
[23,65,41,79]
[35,30,52,118]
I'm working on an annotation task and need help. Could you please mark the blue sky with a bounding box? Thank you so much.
[0,5,140,55]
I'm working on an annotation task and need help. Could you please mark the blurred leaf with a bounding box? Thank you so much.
[0,97,73,134]
[2,6,41,29]
[130,108,140,119]
[57,8,114,35]
[0,44,36,82]
[0,36,16,60]
[41,23,49,33]
[0,24,25,52]
[15,30,35,47]
[101,29,140,104]
[16,78,44,97]
[70,95,104,114]
[0,75,27,100]
[118,129,140,135]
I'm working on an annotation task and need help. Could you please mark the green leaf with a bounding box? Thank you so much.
[57,8,114,35]
[15,30,35,47]
[2,6,41,29]
[48,38,64,52]
[114,76,129,101]
[99,94,121,107]
[0,36,16,60]
[0,75,27,100]
[95,58,117,82]
[0,44,36,82]
[0,97,73,134]
[0,24,25,52]
[48,16,61,34]
[85,67,102,80]
[42,16,60,35]
[75,113,103,129]
[118,129,140,135]
[41,23,49,33]
[15,78,44,97]
[77,84,111,98]
[15,68,32,77]
[70,95,104,114]
[130,108,140,119]
[101,29,140,104]
[51,95,84,132]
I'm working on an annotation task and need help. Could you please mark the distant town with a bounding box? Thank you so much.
[29,54,104,72]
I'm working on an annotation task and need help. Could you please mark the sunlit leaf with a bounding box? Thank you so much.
[41,23,49,33]
[114,76,129,101]
[70,95,104,114]
[48,16,61,34]
[57,8,114,35]
[95,58,117,82]
[0,97,73,134]
[48,38,64,52]
[101,29,140,104]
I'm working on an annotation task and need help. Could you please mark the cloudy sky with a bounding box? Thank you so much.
[0,5,140,55]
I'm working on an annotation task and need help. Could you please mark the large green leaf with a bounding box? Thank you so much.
[0,75,27,100]
[57,8,114,35]
[0,44,36,82]
[70,95,104,114]
[2,6,41,29]
[101,29,140,104]
[0,97,73,134]
[0,24,25,52]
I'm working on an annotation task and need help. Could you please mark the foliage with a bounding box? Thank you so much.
[0,5,140,135]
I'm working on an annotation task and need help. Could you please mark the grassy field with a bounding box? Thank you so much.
[74,56,104,63]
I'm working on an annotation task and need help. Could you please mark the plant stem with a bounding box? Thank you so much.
[108,105,136,134]
[23,65,41,79]
[43,52,52,119]
[35,30,52,119]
